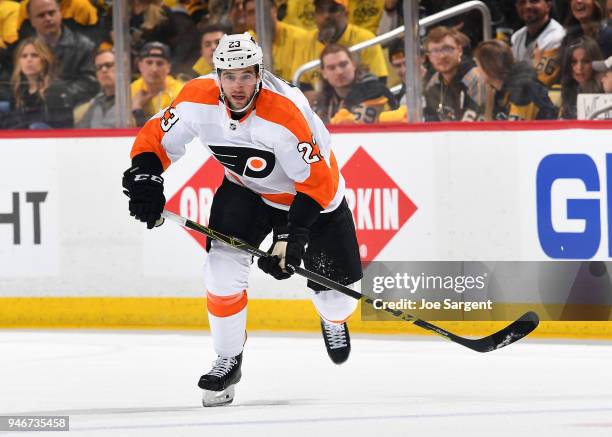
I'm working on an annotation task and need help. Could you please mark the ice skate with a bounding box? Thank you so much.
[320,318,351,364]
[198,353,242,407]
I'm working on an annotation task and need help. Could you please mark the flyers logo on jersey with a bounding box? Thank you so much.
[208,145,275,178]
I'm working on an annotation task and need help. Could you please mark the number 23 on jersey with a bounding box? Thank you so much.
[297,137,321,164]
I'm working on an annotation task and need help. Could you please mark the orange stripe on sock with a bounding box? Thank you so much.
[206,290,248,317]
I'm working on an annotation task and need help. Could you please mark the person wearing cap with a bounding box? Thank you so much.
[298,0,389,94]
[131,41,184,126]
[122,33,361,406]
[511,0,566,87]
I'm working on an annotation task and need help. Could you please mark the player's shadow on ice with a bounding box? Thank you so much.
[7,406,201,416]
[232,399,298,407]
[12,400,307,416]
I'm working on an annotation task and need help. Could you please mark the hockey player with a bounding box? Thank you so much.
[122,33,362,407]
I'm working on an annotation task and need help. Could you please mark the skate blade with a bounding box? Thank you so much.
[202,384,235,407]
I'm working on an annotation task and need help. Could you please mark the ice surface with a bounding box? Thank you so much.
[1,330,611,436]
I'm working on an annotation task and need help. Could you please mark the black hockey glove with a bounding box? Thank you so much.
[122,152,166,229]
[258,192,322,280]
[258,225,309,280]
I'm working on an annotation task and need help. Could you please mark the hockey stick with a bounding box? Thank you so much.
[161,210,539,352]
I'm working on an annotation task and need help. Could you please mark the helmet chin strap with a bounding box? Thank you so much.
[224,87,259,114]
[218,67,263,116]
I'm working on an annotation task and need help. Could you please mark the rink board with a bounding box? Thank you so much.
[1,121,612,336]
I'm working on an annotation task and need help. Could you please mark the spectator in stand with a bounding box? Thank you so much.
[130,0,180,58]
[0,0,19,107]
[511,0,566,87]
[201,0,233,29]
[299,0,388,94]
[378,38,430,123]
[474,39,558,120]
[0,0,19,50]
[17,0,99,43]
[192,23,229,78]
[131,41,183,126]
[228,0,248,33]
[75,48,116,128]
[284,0,386,34]
[167,0,200,80]
[593,54,612,90]
[348,0,385,35]
[314,43,397,124]
[24,0,98,107]
[561,0,612,58]
[18,0,98,29]
[243,0,309,82]
[187,0,209,25]
[387,38,407,103]
[609,0,612,21]
[100,0,180,69]
[423,26,487,121]
[3,37,73,129]
[282,0,317,30]
[559,36,604,117]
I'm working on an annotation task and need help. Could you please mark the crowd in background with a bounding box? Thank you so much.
[0,0,610,129]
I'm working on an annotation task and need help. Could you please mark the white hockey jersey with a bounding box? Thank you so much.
[131,71,345,212]
[511,19,565,86]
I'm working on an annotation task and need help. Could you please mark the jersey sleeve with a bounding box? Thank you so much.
[533,45,561,87]
[256,89,339,209]
[130,78,219,170]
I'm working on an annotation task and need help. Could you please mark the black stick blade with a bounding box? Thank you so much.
[459,311,540,353]
[413,311,539,353]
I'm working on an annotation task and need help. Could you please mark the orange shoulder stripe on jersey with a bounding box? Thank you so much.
[256,89,339,208]
[130,78,221,170]
[172,77,220,106]
[206,290,248,318]
[130,117,172,169]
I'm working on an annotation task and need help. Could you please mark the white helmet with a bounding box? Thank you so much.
[213,33,264,112]
[213,33,263,70]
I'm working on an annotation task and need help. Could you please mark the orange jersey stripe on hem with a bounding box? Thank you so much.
[207,290,248,317]
[260,192,295,206]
